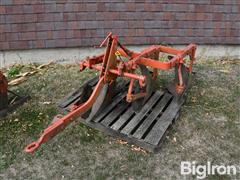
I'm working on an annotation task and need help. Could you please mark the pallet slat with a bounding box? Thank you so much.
[58,88,83,108]
[120,91,163,135]
[58,77,98,108]
[144,98,184,145]
[132,93,172,139]
[111,108,135,131]
[101,101,129,126]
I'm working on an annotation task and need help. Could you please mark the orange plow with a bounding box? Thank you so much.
[25,33,197,153]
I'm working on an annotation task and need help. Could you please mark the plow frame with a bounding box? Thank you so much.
[79,34,196,100]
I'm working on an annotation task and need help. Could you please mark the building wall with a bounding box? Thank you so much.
[0,0,239,50]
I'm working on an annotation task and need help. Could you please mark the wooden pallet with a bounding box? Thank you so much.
[59,78,187,152]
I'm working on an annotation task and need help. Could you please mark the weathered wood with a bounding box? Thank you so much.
[60,82,187,152]
[101,101,129,126]
[58,77,98,108]
[144,98,185,145]
[111,108,135,131]
[132,93,172,139]
[120,91,163,135]
[88,77,99,87]
[58,88,84,108]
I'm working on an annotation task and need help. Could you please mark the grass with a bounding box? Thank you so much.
[0,60,239,179]
[7,65,22,78]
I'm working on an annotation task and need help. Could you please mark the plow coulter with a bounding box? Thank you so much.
[25,33,197,153]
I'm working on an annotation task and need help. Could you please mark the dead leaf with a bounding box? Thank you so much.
[180,145,185,150]
[14,118,19,122]
[131,146,141,151]
[131,145,148,154]
[219,69,230,73]
[7,62,54,86]
[191,97,197,103]
[116,139,128,145]
[173,137,177,143]
[200,90,205,96]
[8,76,27,86]
[43,101,51,105]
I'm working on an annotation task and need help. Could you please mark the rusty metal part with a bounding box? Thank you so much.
[0,71,8,110]
[87,83,109,121]
[0,71,29,117]
[131,65,154,112]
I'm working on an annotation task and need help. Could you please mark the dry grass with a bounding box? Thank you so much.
[0,60,239,179]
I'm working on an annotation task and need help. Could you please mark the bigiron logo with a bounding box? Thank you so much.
[180,161,239,179]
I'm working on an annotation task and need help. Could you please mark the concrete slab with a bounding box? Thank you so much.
[0,45,240,68]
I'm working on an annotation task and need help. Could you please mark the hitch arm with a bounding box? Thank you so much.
[25,77,105,153]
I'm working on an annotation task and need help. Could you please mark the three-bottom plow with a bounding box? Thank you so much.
[25,33,197,153]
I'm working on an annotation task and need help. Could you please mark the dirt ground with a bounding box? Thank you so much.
[0,59,239,180]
